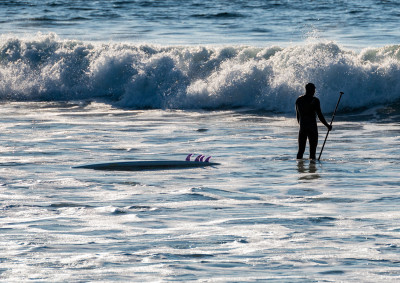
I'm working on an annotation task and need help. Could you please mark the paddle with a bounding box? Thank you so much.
[318,91,344,161]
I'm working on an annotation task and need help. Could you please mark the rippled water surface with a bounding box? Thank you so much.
[1,0,400,281]
[1,102,399,281]
[1,0,400,47]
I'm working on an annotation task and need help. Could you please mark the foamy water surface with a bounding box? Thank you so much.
[1,102,399,282]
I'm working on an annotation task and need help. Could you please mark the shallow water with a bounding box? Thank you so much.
[1,102,399,282]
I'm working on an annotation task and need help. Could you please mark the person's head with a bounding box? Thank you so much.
[305,83,316,96]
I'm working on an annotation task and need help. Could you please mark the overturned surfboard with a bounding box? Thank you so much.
[75,154,219,171]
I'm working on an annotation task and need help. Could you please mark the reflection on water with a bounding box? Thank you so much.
[297,160,320,181]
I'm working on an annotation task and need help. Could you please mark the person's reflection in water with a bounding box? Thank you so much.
[297,160,320,180]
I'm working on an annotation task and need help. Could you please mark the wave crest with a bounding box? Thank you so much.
[1,33,400,112]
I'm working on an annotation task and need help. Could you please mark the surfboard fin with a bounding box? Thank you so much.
[188,154,213,162]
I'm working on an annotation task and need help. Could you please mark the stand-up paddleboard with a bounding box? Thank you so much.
[75,154,219,171]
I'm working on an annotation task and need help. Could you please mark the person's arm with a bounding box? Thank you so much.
[314,98,332,130]
[295,102,300,124]
[296,99,300,124]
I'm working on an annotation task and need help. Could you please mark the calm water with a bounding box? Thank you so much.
[1,0,400,47]
[1,0,400,282]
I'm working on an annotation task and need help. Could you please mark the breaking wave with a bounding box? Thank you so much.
[1,33,400,112]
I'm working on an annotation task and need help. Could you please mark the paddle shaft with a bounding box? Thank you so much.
[318,92,344,161]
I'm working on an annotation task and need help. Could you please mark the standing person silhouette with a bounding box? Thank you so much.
[296,83,332,160]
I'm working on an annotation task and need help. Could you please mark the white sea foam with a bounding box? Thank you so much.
[1,34,400,112]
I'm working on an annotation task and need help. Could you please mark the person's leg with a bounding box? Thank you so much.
[297,129,307,159]
[308,128,318,160]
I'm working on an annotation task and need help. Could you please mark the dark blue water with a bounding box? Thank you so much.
[1,0,400,47]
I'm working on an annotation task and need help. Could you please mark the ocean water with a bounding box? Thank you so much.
[1,0,400,47]
[1,1,400,282]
